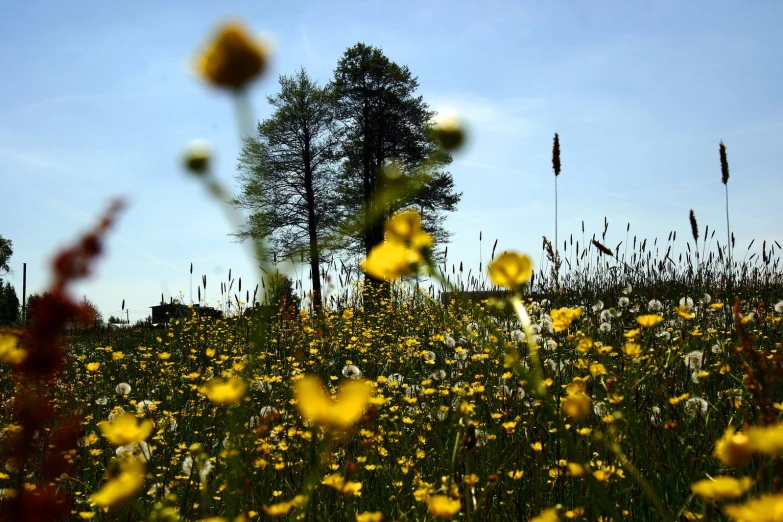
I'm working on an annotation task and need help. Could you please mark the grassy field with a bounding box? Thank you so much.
[2,245,783,521]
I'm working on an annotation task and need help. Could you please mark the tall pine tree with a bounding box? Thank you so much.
[235,68,341,312]
[331,44,461,271]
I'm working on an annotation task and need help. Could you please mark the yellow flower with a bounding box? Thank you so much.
[723,493,783,522]
[691,476,752,500]
[356,512,383,522]
[98,414,154,446]
[562,393,591,420]
[746,423,783,457]
[90,458,145,508]
[321,473,362,496]
[0,333,27,365]
[198,377,247,405]
[622,342,643,357]
[714,427,753,467]
[361,241,421,281]
[426,495,461,518]
[85,362,101,372]
[487,251,533,289]
[294,375,372,431]
[384,210,433,250]
[710,302,725,309]
[531,508,561,522]
[636,314,663,328]
[675,305,696,319]
[195,22,269,90]
[624,328,641,338]
[551,307,583,332]
[262,495,308,517]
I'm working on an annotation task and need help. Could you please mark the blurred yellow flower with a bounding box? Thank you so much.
[362,241,420,281]
[294,375,372,431]
[198,377,247,405]
[356,512,383,522]
[691,476,752,500]
[262,495,308,517]
[745,423,783,457]
[531,507,561,522]
[563,393,591,420]
[488,251,533,289]
[195,22,269,90]
[322,473,363,496]
[723,493,783,522]
[636,314,664,328]
[0,333,26,365]
[385,210,433,250]
[90,457,145,508]
[714,427,753,467]
[98,414,154,446]
[551,307,582,332]
[426,495,461,518]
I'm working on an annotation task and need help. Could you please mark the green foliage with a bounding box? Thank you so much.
[0,235,11,276]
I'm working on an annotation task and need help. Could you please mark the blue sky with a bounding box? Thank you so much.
[1,0,781,321]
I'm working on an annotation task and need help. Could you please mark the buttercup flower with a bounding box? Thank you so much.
[90,457,146,508]
[98,413,154,446]
[691,476,752,501]
[294,375,372,431]
[195,22,269,90]
[488,251,533,289]
[198,377,247,405]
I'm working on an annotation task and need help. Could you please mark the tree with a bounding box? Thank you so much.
[331,43,461,270]
[235,68,341,312]
[0,280,19,325]
[0,235,11,276]
[75,295,103,328]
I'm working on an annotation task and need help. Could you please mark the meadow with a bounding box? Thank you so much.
[3,20,783,522]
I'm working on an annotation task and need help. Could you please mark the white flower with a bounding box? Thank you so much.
[422,351,437,363]
[599,322,612,333]
[618,297,630,308]
[342,364,363,379]
[429,369,446,381]
[592,300,604,313]
[683,397,709,419]
[679,297,694,311]
[775,300,783,313]
[600,309,614,323]
[115,382,132,396]
[443,334,456,348]
[684,350,704,370]
[650,406,662,426]
[530,323,542,335]
[593,401,608,417]
[116,441,153,462]
[711,343,722,354]
[510,329,525,343]
[405,385,421,398]
[136,400,155,413]
[544,339,557,351]
[656,330,671,341]
[95,397,108,406]
[540,317,554,333]
[168,418,178,432]
[648,300,663,312]
[387,373,404,386]
[700,293,712,305]
[622,284,633,295]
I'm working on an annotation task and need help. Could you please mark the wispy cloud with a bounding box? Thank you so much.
[22,91,166,112]
[0,147,81,174]
[426,92,543,135]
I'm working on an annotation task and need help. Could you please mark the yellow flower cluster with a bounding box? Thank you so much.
[362,211,433,281]
[551,307,582,332]
[0,333,26,365]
